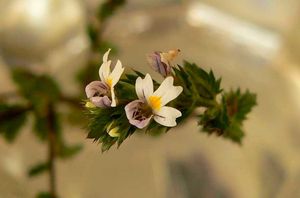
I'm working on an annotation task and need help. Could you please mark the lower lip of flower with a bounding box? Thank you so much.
[132,103,152,121]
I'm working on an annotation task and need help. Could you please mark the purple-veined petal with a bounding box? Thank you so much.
[85,81,109,98]
[90,95,112,108]
[125,100,152,129]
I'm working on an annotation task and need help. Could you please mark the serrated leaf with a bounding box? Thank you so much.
[183,61,222,100]
[198,89,256,144]
[199,105,229,136]
[28,162,49,177]
[86,104,137,151]
[224,89,257,123]
[224,121,244,144]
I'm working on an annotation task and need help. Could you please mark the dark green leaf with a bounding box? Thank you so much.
[28,162,49,177]
[32,105,61,141]
[198,89,256,144]
[86,104,137,151]
[36,192,53,198]
[12,69,61,109]
[224,89,257,123]
[57,143,83,159]
[87,24,98,44]
[33,113,48,140]
[0,104,29,142]
[183,61,222,101]
[98,0,126,21]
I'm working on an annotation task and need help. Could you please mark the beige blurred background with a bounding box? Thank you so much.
[1,0,300,197]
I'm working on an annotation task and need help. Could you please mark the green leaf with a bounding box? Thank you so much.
[57,143,83,159]
[86,104,136,152]
[98,0,126,21]
[28,162,49,177]
[199,105,229,136]
[115,81,136,101]
[198,89,256,144]
[223,89,257,123]
[12,69,62,142]
[87,24,98,44]
[12,69,61,109]
[146,121,168,136]
[0,104,29,142]
[36,192,53,198]
[224,121,244,144]
[183,61,222,101]
[33,113,48,140]
[32,104,61,141]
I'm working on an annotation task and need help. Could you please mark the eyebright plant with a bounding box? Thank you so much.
[84,49,257,152]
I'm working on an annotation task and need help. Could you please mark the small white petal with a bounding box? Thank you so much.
[154,106,182,127]
[152,76,183,106]
[161,86,183,106]
[110,60,124,87]
[110,87,116,107]
[135,74,153,100]
[99,60,111,82]
[153,76,173,96]
[103,48,111,62]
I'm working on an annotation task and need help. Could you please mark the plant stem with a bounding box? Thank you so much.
[47,104,57,198]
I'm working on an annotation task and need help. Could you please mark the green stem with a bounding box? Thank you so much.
[47,104,57,198]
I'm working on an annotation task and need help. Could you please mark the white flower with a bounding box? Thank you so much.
[125,74,183,128]
[85,49,124,107]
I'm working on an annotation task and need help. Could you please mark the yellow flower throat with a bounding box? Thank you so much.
[149,96,162,110]
[106,78,113,87]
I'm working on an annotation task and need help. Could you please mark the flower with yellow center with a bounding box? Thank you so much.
[125,74,183,129]
[85,49,124,107]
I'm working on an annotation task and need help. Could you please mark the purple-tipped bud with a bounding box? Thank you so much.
[147,52,171,77]
[147,49,180,77]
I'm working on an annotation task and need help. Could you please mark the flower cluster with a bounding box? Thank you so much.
[85,49,183,133]
[84,48,256,151]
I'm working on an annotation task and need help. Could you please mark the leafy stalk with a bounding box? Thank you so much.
[85,62,257,151]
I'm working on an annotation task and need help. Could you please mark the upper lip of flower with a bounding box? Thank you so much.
[98,49,125,107]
